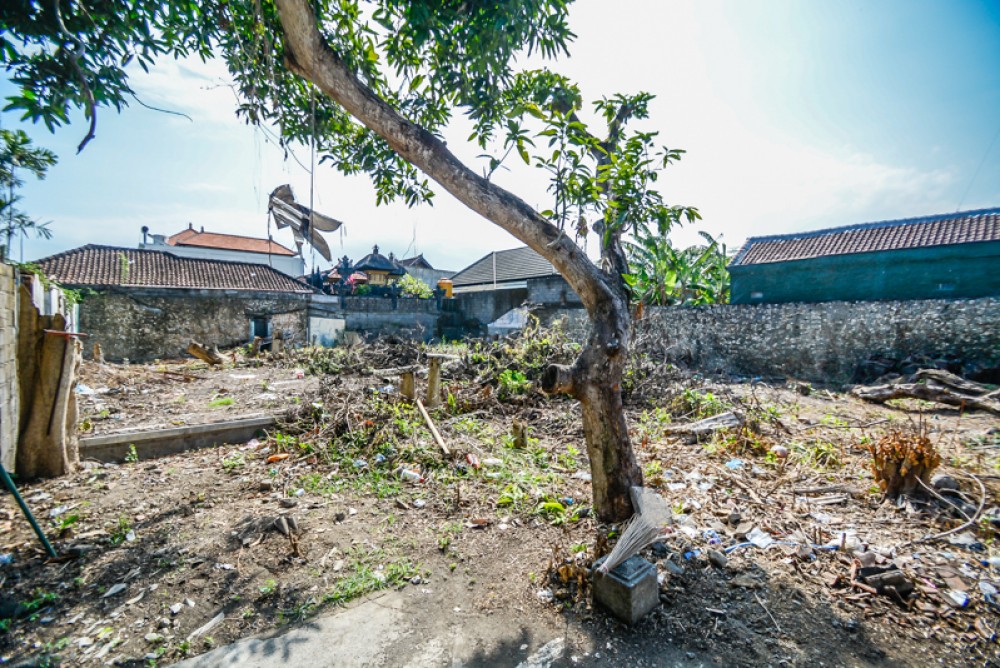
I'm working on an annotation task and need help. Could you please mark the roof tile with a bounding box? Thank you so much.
[731,208,1000,267]
[451,247,557,287]
[36,245,312,293]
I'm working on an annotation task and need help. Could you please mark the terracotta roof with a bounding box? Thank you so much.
[730,208,1000,267]
[451,246,556,287]
[36,245,313,293]
[168,227,296,256]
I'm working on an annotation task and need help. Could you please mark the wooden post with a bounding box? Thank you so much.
[400,371,415,402]
[93,342,104,364]
[272,330,284,355]
[511,419,528,449]
[425,357,442,407]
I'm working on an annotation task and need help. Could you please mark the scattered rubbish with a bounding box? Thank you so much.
[353,459,368,470]
[702,529,722,545]
[747,528,774,549]
[412,499,426,509]
[482,458,504,468]
[102,583,127,598]
[214,563,234,570]
[266,453,289,463]
[0,553,14,566]
[397,468,424,483]
[76,384,96,395]
[294,369,305,379]
[537,589,555,603]
[169,603,183,615]
[466,454,481,470]
[572,471,592,482]
[770,445,789,459]
[187,612,224,641]
[944,589,970,608]
[292,488,305,497]
[859,567,914,597]
[374,453,387,465]
[725,458,744,471]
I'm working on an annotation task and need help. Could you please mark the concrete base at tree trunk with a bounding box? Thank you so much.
[592,555,659,624]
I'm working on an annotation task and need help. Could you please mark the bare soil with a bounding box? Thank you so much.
[1,338,998,667]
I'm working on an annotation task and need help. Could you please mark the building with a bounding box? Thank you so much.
[728,208,1000,304]
[396,253,454,291]
[352,245,405,286]
[36,245,313,361]
[450,246,580,326]
[140,224,305,278]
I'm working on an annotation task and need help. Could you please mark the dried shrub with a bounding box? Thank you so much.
[866,428,941,498]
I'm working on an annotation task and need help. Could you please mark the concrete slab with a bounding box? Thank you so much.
[80,415,276,462]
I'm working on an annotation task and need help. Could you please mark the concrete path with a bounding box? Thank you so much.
[169,585,712,668]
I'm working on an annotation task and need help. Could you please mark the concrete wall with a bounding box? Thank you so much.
[77,287,309,362]
[527,275,582,306]
[309,295,442,341]
[454,288,527,327]
[730,241,1000,304]
[538,297,1000,384]
[0,264,17,470]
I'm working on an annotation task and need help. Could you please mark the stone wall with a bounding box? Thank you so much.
[538,297,1000,384]
[78,287,310,362]
[0,264,17,470]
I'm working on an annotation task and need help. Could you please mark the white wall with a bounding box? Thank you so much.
[140,240,305,278]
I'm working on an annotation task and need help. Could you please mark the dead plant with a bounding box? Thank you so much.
[866,424,941,499]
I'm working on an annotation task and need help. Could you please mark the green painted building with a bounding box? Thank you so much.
[728,208,1000,304]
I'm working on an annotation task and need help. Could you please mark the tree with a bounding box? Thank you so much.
[0,129,56,261]
[1,0,696,522]
[625,225,730,306]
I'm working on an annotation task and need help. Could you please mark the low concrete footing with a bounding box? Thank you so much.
[592,555,659,624]
[80,415,277,462]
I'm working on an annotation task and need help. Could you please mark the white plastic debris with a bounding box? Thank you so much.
[747,528,774,549]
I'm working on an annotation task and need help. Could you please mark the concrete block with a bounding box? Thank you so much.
[592,555,659,625]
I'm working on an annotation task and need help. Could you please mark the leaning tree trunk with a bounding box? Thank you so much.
[274,0,642,521]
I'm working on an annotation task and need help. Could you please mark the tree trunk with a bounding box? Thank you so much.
[273,0,642,521]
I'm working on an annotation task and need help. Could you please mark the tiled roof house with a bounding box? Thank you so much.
[141,224,305,278]
[34,245,313,362]
[728,208,1000,303]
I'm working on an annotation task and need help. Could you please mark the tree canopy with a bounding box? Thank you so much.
[1,0,700,521]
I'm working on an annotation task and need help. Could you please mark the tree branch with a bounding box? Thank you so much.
[273,0,618,315]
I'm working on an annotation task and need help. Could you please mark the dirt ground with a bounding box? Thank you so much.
[1,335,998,667]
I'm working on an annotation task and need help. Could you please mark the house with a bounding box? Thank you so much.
[450,246,580,325]
[728,208,1000,304]
[36,245,313,361]
[140,224,305,278]
[352,245,405,286]
[396,253,455,291]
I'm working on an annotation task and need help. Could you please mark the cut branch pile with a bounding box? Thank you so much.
[852,369,1000,415]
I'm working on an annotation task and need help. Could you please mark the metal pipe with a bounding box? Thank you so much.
[0,464,58,559]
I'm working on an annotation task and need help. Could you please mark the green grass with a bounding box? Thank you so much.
[208,396,234,408]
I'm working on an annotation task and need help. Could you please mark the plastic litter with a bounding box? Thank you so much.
[482,458,503,468]
[75,384,95,395]
[702,529,722,545]
[747,527,774,549]
[353,459,368,470]
[944,589,969,608]
[374,453,387,465]
[398,468,424,483]
[725,458,744,471]
[0,553,13,566]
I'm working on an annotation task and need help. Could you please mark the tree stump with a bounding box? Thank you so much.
[188,340,224,366]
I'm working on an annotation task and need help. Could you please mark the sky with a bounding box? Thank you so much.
[3,0,1000,273]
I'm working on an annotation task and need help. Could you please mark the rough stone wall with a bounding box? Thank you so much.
[537,297,1000,384]
[0,264,17,470]
[78,287,309,362]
